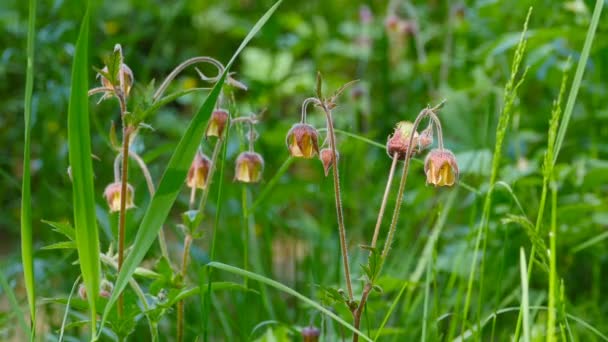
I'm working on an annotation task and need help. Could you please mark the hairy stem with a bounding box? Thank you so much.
[117,93,129,318]
[320,102,354,302]
[176,234,193,342]
[370,154,399,247]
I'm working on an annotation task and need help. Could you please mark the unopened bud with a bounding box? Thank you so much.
[320,148,339,176]
[78,283,87,300]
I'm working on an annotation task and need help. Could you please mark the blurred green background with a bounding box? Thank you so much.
[1,0,607,340]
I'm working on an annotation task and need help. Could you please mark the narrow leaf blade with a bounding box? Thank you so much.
[67,8,101,337]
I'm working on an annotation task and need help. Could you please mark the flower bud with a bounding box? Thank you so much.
[187,151,212,189]
[286,123,320,158]
[103,181,135,212]
[99,63,134,98]
[78,283,87,300]
[417,124,433,152]
[206,109,230,138]
[386,121,419,160]
[320,148,338,176]
[235,152,264,183]
[301,326,320,342]
[99,279,114,299]
[424,149,459,187]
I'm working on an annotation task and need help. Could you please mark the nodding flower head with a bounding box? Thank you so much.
[206,109,230,138]
[103,181,135,212]
[235,152,264,183]
[187,151,212,189]
[386,121,419,160]
[320,148,339,176]
[424,149,459,187]
[98,63,134,99]
[301,326,320,342]
[286,123,320,158]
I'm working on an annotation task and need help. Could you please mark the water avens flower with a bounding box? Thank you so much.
[99,279,114,299]
[301,326,320,342]
[417,124,434,152]
[320,148,338,176]
[424,149,459,187]
[104,181,135,212]
[235,152,264,183]
[286,123,320,158]
[386,121,419,159]
[187,151,212,189]
[206,109,230,138]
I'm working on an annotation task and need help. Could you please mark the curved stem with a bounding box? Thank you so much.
[380,104,442,263]
[128,151,170,261]
[153,56,224,102]
[301,97,320,123]
[370,154,399,247]
[319,102,354,302]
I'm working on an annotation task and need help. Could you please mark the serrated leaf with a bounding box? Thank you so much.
[42,219,75,241]
[41,241,77,250]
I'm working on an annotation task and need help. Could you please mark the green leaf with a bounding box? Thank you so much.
[209,262,372,341]
[553,0,604,163]
[42,219,76,241]
[99,1,285,334]
[41,241,77,250]
[21,0,37,335]
[67,7,101,338]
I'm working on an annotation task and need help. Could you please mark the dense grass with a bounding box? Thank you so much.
[2,0,608,341]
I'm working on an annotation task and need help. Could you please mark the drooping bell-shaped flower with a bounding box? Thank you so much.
[286,123,320,158]
[235,152,264,183]
[424,149,459,187]
[103,181,135,212]
[206,109,230,138]
[187,151,212,189]
[301,326,320,342]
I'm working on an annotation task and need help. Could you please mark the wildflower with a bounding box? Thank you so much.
[320,148,339,176]
[424,149,459,187]
[103,181,135,212]
[206,109,230,138]
[301,326,320,342]
[386,121,419,159]
[235,152,264,183]
[286,123,320,158]
[187,151,212,189]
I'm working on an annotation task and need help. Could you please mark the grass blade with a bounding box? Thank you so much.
[67,8,101,338]
[208,261,372,342]
[520,248,530,342]
[99,0,284,332]
[21,0,37,337]
[552,0,604,163]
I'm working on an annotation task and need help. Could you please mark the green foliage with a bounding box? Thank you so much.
[3,0,608,340]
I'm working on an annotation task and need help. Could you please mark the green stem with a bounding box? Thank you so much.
[242,186,249,287]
